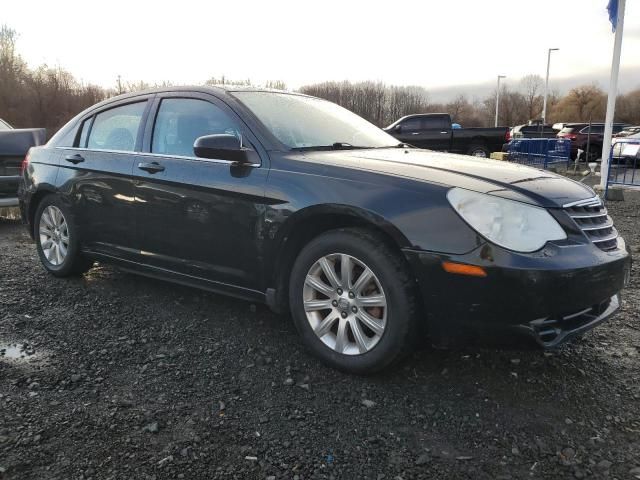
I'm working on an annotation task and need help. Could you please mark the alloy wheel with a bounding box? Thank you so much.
[39,205,69,266]
[471,149,488,157]
[303,253,387,355]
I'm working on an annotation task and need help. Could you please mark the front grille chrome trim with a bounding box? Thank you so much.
[562,196,602,208]
[579,219,614,231]
[590,230,619,243]
[563,196,619,251]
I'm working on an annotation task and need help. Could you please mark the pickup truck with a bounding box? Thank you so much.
[0,119,46,208]
[384,113,509,157]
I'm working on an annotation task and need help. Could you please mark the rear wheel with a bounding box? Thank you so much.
[467,143,490,157]
[34,195,93,277]
[289,228,418,374]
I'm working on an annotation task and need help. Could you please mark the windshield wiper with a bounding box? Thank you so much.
[291,142,370,151]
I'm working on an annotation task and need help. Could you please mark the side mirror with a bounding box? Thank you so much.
[193,134,253,164]
[394,124,402,133]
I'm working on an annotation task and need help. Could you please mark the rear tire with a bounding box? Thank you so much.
[34,195,93,277]
[288,228,418,374]
[467,143,490,157]
[586,144,602,162]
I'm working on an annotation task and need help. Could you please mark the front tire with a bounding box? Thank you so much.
[34,195,93,277]
[289,228,418,374]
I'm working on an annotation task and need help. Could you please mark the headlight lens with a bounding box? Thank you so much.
[447,188,567,252]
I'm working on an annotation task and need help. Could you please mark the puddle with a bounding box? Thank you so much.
[0,342,39,362]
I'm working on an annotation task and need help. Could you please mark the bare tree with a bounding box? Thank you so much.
[520,74,543,121]
[552,84,606,122]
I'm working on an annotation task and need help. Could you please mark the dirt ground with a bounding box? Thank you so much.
[1,193,639,480]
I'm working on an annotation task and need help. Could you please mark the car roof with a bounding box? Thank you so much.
[564,122,627,126]
[92,85,310,110]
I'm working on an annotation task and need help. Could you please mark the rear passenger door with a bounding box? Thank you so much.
[56,98,152,260]
[133,93,268,293]
[418,115,452,151]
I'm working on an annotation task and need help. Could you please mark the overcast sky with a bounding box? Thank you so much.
[4,0,640,94]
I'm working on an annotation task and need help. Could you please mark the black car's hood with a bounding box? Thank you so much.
[303,148,594,208]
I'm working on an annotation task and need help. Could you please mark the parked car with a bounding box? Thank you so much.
[510,123,558,139]
[556,123,629,161]
[384,113,509,157]
[614,126,640,138]
[20,87,630,373]
[612,132,640,165]
[0,118,46,208]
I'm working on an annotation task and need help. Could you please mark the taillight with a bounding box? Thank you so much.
[558,133,577,140]
[505,130,511,142]
[20,150,31,175]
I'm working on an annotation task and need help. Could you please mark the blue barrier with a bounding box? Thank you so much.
[605,140,640,196]
[507,138,572,168]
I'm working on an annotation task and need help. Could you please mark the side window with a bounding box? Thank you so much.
[581,125,604,134]
[422,116,448,129]
[152,98,242,157]
[87,101,146,152]
[77,117,93,148]
[400,118,421,131]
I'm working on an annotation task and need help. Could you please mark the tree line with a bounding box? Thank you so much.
[1,25,639,139]
[299,78,640,128]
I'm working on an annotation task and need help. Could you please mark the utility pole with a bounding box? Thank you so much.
[541,48,559,125]
[495,75,506,127]
[601,0,626,190]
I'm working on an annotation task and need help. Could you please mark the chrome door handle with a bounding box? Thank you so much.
[137,162,165,173]
[65,153,85,164]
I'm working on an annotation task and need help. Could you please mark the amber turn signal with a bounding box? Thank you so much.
[441,261,487,277]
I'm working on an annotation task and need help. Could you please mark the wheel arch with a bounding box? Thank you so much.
[27,187,57,239]
[266,204,412,313]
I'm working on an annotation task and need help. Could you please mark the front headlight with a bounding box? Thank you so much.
[447,188,567,253]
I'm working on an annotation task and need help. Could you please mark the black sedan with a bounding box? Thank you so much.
[19,87,631,373]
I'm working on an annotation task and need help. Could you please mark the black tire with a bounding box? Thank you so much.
[288,228,418,374]
[34,194,93,277]
[467,143,490,157]
[586,144,602,163]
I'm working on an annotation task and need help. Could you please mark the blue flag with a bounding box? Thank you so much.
[607,0,618,32]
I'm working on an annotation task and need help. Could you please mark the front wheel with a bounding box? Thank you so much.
[34,195,93,277]
[289,228,418,374]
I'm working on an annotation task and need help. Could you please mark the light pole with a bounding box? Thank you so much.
[542,48,559,125]
[495,75,506,127]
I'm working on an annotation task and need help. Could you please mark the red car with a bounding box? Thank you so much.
[557,123,629,161]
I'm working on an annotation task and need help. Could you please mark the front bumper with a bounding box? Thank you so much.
[404,238,631,348]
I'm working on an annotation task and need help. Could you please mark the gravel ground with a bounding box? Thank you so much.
[1,194,639,480]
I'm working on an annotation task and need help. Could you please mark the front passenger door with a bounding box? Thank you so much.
[393,117,424,147]
[133,94,268,292]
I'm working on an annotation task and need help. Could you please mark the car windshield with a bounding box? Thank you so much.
[232,91,399,150]
[0,119,11,130]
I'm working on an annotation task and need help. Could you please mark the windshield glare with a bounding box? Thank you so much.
[232,92,398,149]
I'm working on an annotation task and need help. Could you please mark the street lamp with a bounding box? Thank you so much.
[542,48,559,125]
[495,75,506,127]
